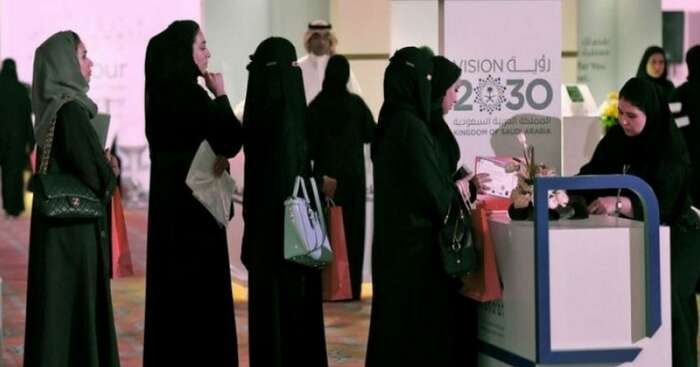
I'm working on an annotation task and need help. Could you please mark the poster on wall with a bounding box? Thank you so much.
[0,0,201,207]
[443,0,561,174]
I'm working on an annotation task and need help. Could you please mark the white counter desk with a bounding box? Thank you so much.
[478,176,671,367]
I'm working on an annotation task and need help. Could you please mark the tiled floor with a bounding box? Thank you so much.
[4,208,700,366]
[0,210,370,367]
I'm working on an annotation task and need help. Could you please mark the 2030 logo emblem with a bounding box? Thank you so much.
[455,74,554,114]
[474,75,507,114]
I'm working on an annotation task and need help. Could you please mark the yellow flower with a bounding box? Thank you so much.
[607,91,619,100]
[603,104,617,116]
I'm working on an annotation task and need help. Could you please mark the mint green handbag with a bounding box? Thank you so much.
[283,176,333,268]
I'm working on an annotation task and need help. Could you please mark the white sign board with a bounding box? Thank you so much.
[443,0,562,173]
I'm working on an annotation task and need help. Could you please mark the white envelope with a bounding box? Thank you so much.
[185,140,236,227]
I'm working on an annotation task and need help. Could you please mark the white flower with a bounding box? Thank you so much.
[517,132,528,148]
[554,190,569,206]
[547,190,558,209]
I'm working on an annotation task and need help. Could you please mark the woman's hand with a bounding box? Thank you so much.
[455,176,471,204]
[105,150,120,177]
[204,72,226,97]
[322,176,337,199]
[470,172,492,195]
[587,196,631,215]
[213,155,230,177]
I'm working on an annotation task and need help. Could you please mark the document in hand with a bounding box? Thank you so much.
[475,156,519,198]
[186,140,236,227]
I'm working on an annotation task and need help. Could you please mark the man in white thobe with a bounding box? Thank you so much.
[297,20,361,105]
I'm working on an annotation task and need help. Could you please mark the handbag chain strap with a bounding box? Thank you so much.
[38,119,58,175]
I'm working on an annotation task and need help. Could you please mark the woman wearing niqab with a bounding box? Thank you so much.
[241,37,328,367]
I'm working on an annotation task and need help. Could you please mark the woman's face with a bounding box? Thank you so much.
[646,53,666,78]
[618,97,647,137]
[192,30,211,75]
[76,41,93,83]
[441,80,460,115]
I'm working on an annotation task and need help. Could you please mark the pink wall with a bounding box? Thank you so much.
[0,0,201,206]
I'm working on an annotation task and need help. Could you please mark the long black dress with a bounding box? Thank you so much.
[429,55,480,367]
[241,37,328,367]
[577,78,700,367]
[674,45,700,207]
[24,101,119,367]
[0,60,34,216]
[143,21,242,367]
[366,47,458,366]
[308,54,375,300]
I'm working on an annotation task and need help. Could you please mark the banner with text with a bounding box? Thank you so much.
[444,0,561,173]
[1,0,201,207]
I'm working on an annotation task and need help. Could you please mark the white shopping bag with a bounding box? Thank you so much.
[186,140,236,227]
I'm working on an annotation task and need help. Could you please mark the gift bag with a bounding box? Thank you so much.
[322,200,353,301]
[461,202,502,302]
[111,189,134,278]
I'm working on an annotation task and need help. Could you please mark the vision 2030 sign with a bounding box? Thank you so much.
[453,56,554,114]
[444,0,562,172]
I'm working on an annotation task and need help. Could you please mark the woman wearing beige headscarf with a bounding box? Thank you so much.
[23,31,120,367]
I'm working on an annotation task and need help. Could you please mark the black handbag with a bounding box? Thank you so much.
[32,119,102,219]
[439,192,477,277]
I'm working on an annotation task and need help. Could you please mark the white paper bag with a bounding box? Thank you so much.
[186,140,236,227]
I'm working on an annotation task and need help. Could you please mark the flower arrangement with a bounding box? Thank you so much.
[599,91,619,132]
[507,133,583,220]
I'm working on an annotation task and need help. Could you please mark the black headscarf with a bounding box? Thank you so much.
[0,59,18,81]
[373,47,432,159]
[429,56,462,175]
[430,56,461,112]
[376,47,432,137]
[637,46,669,81]
[0,58,24,96]
[243,37,306,114]
[320,54,350,96]
[243,37,307,196]
[309,54,352,133]
[616,77,687,165]
[686,45,700,84]
[144,20,202,146]
[145,20,200,90]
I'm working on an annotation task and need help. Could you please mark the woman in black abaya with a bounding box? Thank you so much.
[636,46,676,102]
[241,37,328,367]
[0,58,34,218]
[308,54,375,301]
[366,47,471,367]
[578,77,700,367]
[143,20,242,367]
